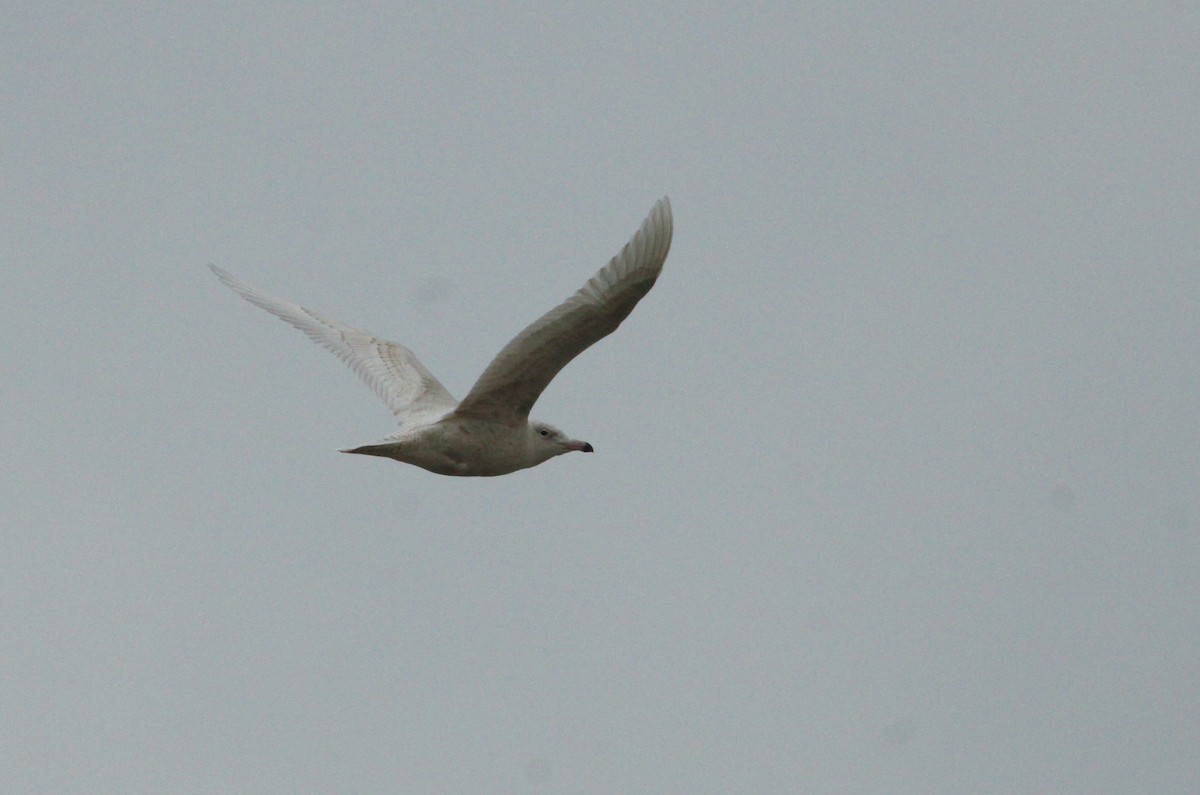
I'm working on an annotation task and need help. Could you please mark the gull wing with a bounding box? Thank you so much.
[209,264,457,422]
[453,197,673,423]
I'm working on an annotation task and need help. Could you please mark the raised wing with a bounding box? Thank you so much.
[453,197,673,422]
[209,264,457,422]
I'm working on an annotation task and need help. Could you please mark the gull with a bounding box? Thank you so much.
[210,197,673,476]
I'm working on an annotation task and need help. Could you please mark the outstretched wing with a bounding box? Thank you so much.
[453,197,673,423]
[209,264,457,422]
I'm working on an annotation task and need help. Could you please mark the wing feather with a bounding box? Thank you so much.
[209,264,456,422]
[453,197,673,422]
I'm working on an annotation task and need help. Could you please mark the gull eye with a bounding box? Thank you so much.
[539,429,550,437]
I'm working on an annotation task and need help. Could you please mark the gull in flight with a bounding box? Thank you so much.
[210,197,673,476]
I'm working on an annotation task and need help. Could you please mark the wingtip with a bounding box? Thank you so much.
[652,196,673,232]
[647,196,674,258]
[208,262,239,289]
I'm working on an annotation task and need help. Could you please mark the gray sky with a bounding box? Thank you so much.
[3,4,1198,792]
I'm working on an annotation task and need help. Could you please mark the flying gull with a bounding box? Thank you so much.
[210,197,673,476]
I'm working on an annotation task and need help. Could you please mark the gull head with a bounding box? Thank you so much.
[529,421,593,464]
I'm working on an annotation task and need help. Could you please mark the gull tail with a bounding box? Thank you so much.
[340,442,399,457]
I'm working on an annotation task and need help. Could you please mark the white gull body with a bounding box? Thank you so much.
[210,198,673,476]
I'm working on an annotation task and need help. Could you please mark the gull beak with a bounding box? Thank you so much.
[567,440,594,453]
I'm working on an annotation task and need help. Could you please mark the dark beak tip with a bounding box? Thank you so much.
[582,442,594,453]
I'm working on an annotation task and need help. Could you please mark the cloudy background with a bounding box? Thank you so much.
[3,4,1198,792]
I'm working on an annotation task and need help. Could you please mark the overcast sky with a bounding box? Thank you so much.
[3,4,1198,792]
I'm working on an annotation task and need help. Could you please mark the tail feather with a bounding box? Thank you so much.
[340,442,398,457]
